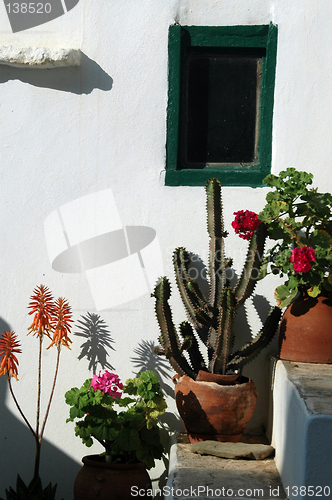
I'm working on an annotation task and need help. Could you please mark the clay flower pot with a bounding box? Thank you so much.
[74,455,151,500]
[278,290,332,363]
[173,370,258,443]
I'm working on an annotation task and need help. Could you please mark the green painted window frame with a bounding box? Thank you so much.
[165,24,278,187]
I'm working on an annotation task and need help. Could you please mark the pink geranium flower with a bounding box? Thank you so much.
[90,370,123,398]
[290,246,316,273]
[232,210,261,240]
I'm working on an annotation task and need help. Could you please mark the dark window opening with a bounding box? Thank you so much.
[182,48,265,167]
[165,24,278,187]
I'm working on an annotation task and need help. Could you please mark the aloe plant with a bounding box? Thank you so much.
[152,178,281,378]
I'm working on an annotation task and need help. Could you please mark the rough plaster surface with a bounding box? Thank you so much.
[0,46,81,67]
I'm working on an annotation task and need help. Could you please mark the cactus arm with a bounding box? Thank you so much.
[205,178,226,309]
[179,322,207,374]
[152,278,196,378]
[173,248,210,320]
[173,247,212,343]
[226,306,282,372]
[234,223,267,308]
[209,288,236,375]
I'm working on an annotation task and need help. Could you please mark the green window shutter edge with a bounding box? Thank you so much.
[165,169,268,188]
[165,23,278,188]
[166,25,182,172]
[257,23,278,179]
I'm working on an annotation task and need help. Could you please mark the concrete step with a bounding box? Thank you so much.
[166,434,286,500]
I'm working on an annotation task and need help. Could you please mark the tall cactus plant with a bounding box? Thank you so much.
[152,178,281,378]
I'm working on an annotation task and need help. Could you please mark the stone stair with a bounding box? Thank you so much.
[166,434,286,500]
[165,360,332,500]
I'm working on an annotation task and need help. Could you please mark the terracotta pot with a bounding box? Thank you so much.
[173,370,258,444]
[279,291,332,363]
[74,455,151,500]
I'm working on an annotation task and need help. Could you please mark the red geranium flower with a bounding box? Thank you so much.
[232,210,261,240]
[290,246,316,273]
[0,331,21,380]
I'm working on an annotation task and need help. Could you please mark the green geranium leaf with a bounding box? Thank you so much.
[287,275,299,289]
[64,387,79,406]
[280,288,298,308]
[116,428,140,451]
[307,286,321,298]
[117,396,136,407]
[275,285,298,308]
[69,406,85,420]
[274,285,291,300]
[310,230,332,249]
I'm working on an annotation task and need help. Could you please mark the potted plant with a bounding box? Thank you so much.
[258,167,332,363]
[0,285,73,500]
[152,178,281,443]
[65,369,167,500]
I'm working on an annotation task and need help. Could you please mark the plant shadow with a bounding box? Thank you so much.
[74,312,115,373]
[130,339,174,398]
[0,53,113,95]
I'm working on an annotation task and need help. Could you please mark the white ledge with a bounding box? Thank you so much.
[272,360,332,498]
[0,46,81,68]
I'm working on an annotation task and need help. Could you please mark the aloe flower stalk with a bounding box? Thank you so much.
[0,285,73,486]
[0,330,21,380]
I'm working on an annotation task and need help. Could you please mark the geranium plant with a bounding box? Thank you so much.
[0,285,73,499]
[65,370,167,469]
[257,168,332,307]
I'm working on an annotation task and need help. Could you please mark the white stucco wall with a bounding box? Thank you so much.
[0,1,332,498]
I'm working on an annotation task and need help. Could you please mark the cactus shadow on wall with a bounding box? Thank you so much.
[0,53,113,94]
[75,312,115,373]
[130,339,174,398]
[186,252,209,300]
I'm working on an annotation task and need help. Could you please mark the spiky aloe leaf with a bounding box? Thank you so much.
[205,178,226,309]
[227,306,282,372]
[179,321,207,375]
[210,288,236,374]
[234,223,267,308]
[2,475,59,500]
[152,278,196,378]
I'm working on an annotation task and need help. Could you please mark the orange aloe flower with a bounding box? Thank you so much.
[28,285,54,339]
[47,297,73,350]
[0,331,21,380]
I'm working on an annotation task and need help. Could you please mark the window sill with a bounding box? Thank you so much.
[0,45,81,68]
